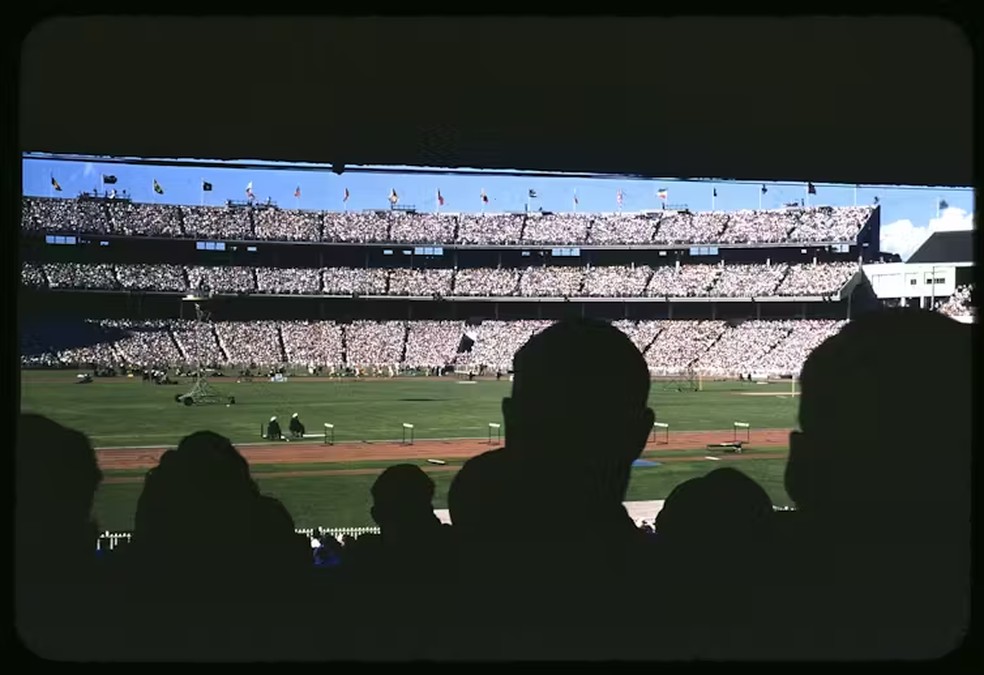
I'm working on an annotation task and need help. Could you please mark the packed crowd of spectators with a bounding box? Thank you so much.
[387,268,454,296]
[937,285,974,318]
[774,261,857,296]
[213,321,284,366]
[582,265,653,297]
[27,261,859,298]
[404,321,466,369]
[753,320,846,376]
[692,320,794,376]
[452,268,520,296]
[21,317,856,377]
[279,321,345,368]
[255,267,321,295]
[710,263,789,297]
[643,320,727,375]
[521,214,591,244]
[321,267,389,295]
[344,321,406,370]
[23,196,875,245]
[115,264,187,292]
[458,320,552,372]
[108,202,183,237]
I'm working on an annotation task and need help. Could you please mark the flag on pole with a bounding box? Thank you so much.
[480,189,489,204]
[712,188,718,198]
[807,182,817,195]
[51,176,62,192]
[761,185,768,194]
[389,189,399,205]
[939,198,949,211]
[616,189,623,206]
[873,196,880,205]
[245,181,255,199]
[657,188,668,201]
[343,188,350,203]
[294,186,301,199]
[437,190,445,207]
[528,189,538,199]
[202,180,213,191]
[573,191,579,207]
[153,179,164,195]
[102,175,118,185]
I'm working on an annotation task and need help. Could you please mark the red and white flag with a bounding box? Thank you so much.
[294,186,301,199]
[245,181,255,199]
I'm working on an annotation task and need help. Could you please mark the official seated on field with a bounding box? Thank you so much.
[266,416,283,441]
[288,413,305,439]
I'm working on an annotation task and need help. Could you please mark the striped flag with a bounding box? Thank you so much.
[657,188,668,201]
[245,181,255,199]
[343,188,350,202]
[294,186,301,199]
[153,179,164,195]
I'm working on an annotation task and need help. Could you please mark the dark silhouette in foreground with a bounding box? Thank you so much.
[111,431,311,658]
[779,309,972,658]
[448,319,658,656]
[16,413,104,658]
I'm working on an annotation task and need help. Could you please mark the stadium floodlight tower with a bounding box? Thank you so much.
[176,292,234,406]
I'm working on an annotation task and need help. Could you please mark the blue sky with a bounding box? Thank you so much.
[23,154,974,259]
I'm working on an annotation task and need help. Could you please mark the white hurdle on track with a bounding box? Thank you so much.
[402,422,415,446]
[651,421,670,445]
[487,422,502,445]
[733,421,751,443]
[323,422,335,446]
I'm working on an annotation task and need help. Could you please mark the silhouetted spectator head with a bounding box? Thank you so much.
[132,431,260,568]
[654,467,774,549]
[787,308,971,520]
[16,413,102,572]
[504,318,654,467]
[371,464,438,534]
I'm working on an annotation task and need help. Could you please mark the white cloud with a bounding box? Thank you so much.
[880,207,974,261]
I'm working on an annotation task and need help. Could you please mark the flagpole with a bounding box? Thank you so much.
[758,188,763,210]
[805,184,810,208]
[200,179,204,207]
[573,190,577,213]
[711,187,716,211]
[853,184,858,207]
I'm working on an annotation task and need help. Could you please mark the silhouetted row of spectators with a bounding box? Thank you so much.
[16,311,970,659]
[22,196,875,245]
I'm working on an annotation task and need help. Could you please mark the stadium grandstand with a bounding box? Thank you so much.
[21,195,884,379]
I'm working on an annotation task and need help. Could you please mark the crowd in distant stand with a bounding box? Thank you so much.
[937,284,974,318]
[21,317,849,378]
[23,261,859,298]
[21,196,875,245]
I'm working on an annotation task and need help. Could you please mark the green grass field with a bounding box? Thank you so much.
[20,371,799,529]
